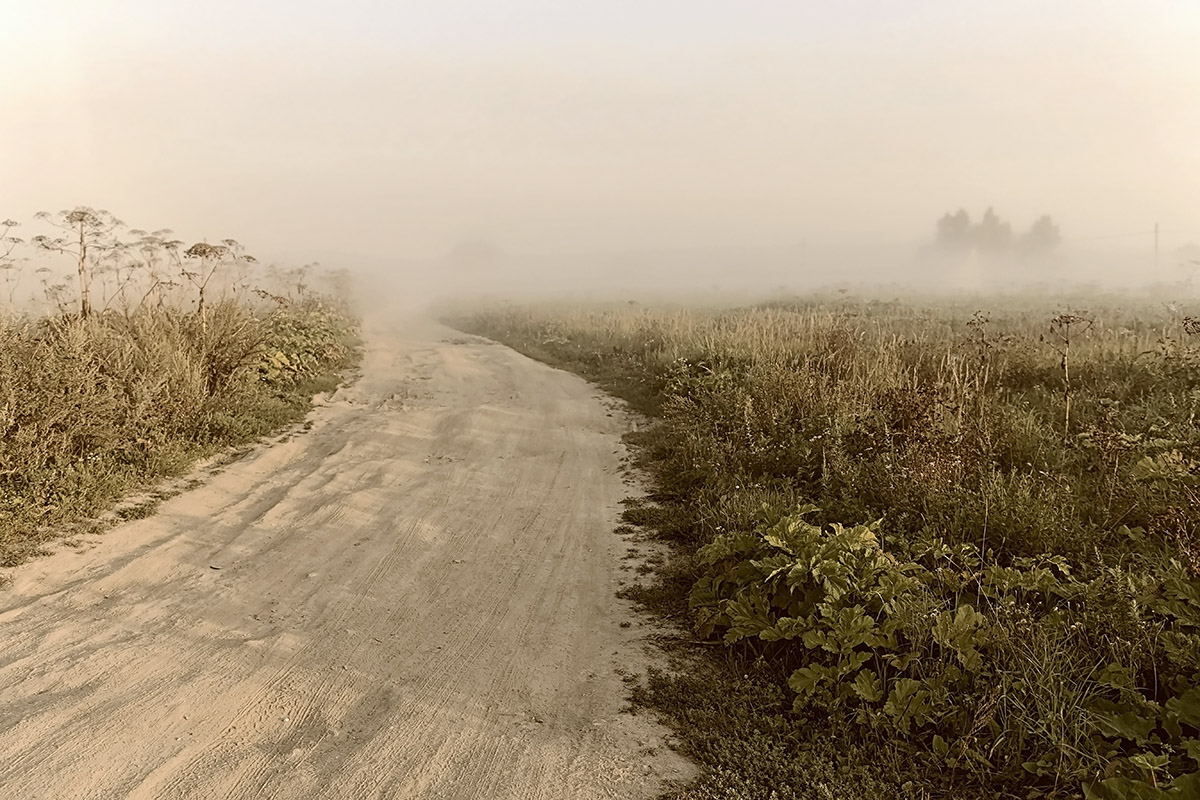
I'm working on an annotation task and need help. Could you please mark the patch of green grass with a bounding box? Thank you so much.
[632,659,912,800]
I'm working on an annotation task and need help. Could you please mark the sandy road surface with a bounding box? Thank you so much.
[0,320,693,799]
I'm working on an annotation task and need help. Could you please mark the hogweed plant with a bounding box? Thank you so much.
[31,207,124,318]
[0,219,24,308]
[180,239,257,331]
[1043,312,1095,436]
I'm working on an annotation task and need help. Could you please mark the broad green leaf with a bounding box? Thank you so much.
[1091,699,1157,743]
[1169,772,1200,796]
[789,665,834,699]
[1166,688,1200,729]
[884,678,931,732]
[1082,778,1156,800]
[759,615,809,642]
[931,604,988,673]
[932,734,949,758]
[1129,752,1170,772]
[722,591,774,642]
[828,605,877,652]
[852,669,883,703]
[801,627,826,650]
[1095,711,1156,743]
[1095,663,1136,691]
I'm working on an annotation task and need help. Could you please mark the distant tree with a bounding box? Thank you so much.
[934,207,1059,256]
[1020,214,1062,254]
[31,207,125,317]
[975,207,1014,252]
[936,209,973,249]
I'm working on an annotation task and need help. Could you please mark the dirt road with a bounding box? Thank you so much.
[0,320,693,799]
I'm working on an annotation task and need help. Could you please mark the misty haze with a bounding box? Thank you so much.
[1,3,1198,800]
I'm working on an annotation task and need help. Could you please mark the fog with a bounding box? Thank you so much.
[3,1,1198,304]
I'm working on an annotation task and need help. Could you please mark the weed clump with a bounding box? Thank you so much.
[0,296,359,566]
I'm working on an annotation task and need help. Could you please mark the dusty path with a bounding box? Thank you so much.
[0,320,692,799]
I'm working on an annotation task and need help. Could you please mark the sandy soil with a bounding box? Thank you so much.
[0,319,694,799]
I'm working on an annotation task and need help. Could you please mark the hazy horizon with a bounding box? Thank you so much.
[4,1,1198,285]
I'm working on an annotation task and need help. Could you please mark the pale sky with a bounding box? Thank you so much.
[2,1,1198,265]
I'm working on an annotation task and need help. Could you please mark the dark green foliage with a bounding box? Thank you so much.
[692,506,1200,794]
[633,663,905,800]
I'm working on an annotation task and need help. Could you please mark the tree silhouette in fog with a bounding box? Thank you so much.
[1020,214,1061,253]
[936,209,972,249]
[934,208,1060,255]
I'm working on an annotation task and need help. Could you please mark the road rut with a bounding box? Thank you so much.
[0,320,693,799]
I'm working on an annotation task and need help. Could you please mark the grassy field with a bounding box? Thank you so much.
[453,291,1200,800]
[0,291,360,572]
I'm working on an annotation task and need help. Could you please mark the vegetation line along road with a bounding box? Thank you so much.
[454,293,1200,800]
[0,206,361,573]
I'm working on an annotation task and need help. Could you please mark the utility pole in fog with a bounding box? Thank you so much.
[1155,222,1159,270]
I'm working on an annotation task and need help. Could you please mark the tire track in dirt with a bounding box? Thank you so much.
[0,319,694,799]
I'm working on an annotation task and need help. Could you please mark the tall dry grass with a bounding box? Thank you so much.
[0,295,359,567]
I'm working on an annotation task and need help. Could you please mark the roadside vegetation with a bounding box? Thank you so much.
[454,291,1200,800]
[0,207,360,570]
